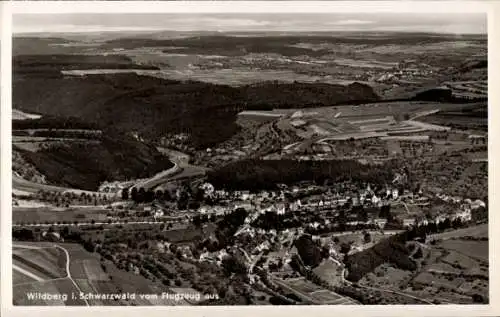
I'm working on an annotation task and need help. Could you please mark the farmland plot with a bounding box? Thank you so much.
[438,240,488,262]
[13,269,38,285]
[13,248,66,279]
[13,279,86,306]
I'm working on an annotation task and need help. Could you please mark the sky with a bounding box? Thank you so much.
[13,13,487,35]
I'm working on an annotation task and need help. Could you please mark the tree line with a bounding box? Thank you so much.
[207,159,397,191]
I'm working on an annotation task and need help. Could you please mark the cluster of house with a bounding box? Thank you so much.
[98,180,134,194]
[290,185,403,211]
[198,249,230,265]
[372,60,435,83]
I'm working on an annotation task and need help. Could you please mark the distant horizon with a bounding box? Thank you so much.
[12,30,488,38]
[13,13,487,35]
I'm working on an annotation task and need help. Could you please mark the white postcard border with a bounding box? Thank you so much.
[1,1,499,316]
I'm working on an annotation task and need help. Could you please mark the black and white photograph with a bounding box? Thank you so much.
[4,1,493,310]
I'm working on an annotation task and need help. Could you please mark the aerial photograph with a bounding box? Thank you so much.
[11,12,488,306]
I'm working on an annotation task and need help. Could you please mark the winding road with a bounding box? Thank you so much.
[53,244,90,306]
[13,243,90,306]
[129,147,207,191]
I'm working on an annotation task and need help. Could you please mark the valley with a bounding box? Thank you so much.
[11,27,488,306]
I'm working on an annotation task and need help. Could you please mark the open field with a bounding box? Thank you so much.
[12,109,42,120]
[273,276,358,304]
[13,174,117,198]
[13,269,39,285]
[309,289,355,304]
[280,277,323,294]
[13,244,86,306]
[429,224,488,240]
[13,247,67,279]
[13,207,108,224]
[420,114,487,131]
[238,111,285,118]
[437,240,488,262]
[237,100,484,160]
[155,165,208,190]
[12,242,192,306]
[13,278,86,306]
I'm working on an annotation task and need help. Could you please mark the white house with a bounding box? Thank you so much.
[200,182,215,197]
[277,203,286,215]
[455,209,472,221]
[198,206,208,214]
[374,218,387,228]
[392,189,399,200]
[154,210,164,219]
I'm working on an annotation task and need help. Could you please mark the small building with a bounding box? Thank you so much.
[154,210,164,219]
[276,203,286,215]
[392,189,399,200]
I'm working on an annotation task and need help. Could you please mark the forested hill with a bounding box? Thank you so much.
[16,129,173,191]
[207,159,397,191]
[14,71,380,149]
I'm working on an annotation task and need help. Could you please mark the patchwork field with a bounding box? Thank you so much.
[12,242,192,306]
[274,276,358,304]
[13,246,67,280]
[13,279,86,306]
[358,225,489,304]
[236,100,485,162]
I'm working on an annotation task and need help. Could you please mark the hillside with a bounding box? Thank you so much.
[15,129,173,191]
[345,234,417,282]
[14,66,380,149]
[101,34,486,57]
